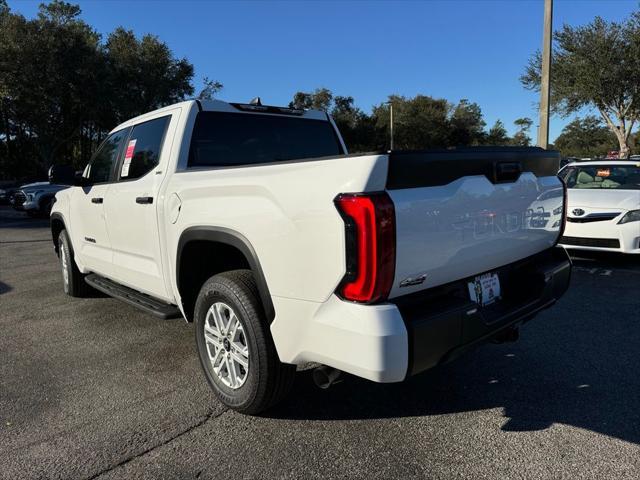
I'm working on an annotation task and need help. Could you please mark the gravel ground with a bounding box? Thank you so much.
[1,206,639,479]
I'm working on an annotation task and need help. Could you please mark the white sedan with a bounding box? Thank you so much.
[559,161,640,254]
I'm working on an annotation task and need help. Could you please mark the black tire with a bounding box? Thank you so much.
[194,270,296,415]
[58,229,91,297]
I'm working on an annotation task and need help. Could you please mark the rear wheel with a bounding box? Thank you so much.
[58,229,91,297]
[194,270,296,415]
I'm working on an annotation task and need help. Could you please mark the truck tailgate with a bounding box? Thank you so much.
[386,148,564,299]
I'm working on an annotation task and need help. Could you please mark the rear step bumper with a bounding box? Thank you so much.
[397,247,571,377]
[85,274,182,320]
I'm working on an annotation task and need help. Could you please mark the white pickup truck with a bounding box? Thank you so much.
[50,99,571,414]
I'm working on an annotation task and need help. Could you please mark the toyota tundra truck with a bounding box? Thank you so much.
[50,99,571,414]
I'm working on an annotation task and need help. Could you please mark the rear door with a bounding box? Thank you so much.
[69,129,129,276]
[386,149,564,298]
[103,114,174,300]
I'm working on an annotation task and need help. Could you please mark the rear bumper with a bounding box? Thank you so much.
[271,247,571,383]
[400,247,571,376]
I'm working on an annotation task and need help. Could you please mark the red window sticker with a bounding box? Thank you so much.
[125,139,137,161]
[121,139,137,177]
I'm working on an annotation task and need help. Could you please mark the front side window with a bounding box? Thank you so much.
[187,112,343,168]
[84,129,128,184]
[120,116,170,180]
[564,164,640,190]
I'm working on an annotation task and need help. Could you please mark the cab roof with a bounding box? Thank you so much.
[110,99,329,134]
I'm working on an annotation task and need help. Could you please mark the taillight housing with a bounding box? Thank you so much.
[334,192,396,303]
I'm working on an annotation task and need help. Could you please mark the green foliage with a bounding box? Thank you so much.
[486,120,510,146]
[289,88,333,111]
[198,77,223,100]
[511,117,533,146]
[0,2,195,178]
[521,9,640,157]
[554,116,618,158]
[449,99,486,146]
[373,95,450,150]
[286,90,519,152]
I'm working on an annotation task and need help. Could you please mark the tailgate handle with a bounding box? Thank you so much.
[494,161,521,183]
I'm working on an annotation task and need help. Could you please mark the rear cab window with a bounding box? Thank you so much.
[187,111,343,168]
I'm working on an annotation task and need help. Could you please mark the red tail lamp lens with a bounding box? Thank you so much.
[334,192,396,303]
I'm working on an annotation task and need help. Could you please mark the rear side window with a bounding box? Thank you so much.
[120,116,170,180]
[187,112,343,168]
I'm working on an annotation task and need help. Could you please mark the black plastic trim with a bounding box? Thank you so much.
[176,226,275,321]
[386,147,561,189]
[399,247,571,377]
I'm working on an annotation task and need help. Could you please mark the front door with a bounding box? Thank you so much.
[103,114,173,300]
[69,128,129,277]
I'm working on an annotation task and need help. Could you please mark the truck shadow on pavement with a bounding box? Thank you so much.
[266,270,640,445]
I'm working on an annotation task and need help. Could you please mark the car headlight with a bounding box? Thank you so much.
[26,193,34,201]
[618,210,640,224]
[553,206,563,215]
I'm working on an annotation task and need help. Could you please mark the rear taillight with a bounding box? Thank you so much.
[334,192,396,303]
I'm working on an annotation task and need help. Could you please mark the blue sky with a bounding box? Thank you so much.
[9,0,639,141]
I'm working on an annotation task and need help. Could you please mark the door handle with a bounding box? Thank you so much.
[91,197,103,204]
[136,196,153,204]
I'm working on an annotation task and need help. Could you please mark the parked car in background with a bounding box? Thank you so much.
[10,181,69,217]
[559,161,640,254]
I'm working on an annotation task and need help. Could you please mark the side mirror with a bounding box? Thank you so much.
[73,172,91,187]
[48,165,75,185]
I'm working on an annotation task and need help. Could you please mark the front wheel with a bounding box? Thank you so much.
[58,229,91,297]
[194,270,296,415]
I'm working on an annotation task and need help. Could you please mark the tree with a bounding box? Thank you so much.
[0,2,195,178]
[449,99,486,146]
[331,95,377,152]
[512,117,533,146]
[289,88,333,111]
[521,11,640,158]
[373,95,451,150]
[104,27,194,125]
[198,77,223,100]
[485,120,510,145]
[553,116,617,158]
[0,1,104,174]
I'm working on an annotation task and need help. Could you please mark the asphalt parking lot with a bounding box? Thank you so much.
[1,205,639,480]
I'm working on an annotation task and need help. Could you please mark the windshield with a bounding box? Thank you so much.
[188,111,343,168]
[561,164,640,190]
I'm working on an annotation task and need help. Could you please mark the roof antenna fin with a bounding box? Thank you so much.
[249,97,262,106]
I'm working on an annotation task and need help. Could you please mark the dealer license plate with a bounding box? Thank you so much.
[468,272,501,306]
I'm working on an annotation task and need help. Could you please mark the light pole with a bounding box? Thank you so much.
[537,0,553,149]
